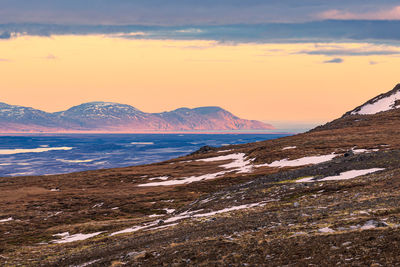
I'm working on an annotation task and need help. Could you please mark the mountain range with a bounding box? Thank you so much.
[0,102,273,132]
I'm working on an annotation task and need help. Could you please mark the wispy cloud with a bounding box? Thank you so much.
[301,49,400,56]
[318,5,400,20]
[110,32,147,39]
[323,58,343,63]
[298,44,400,57]
[45,54,57,60]
[0,58,9,62]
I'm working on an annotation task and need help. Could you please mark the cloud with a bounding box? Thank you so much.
[110,32,147,38]
[2,20,400,44]
[298,48,400,56]
[323,58,343,63]
[45,54,57,60]
[0,1,399,25]
[318,5,400,20]
[0,58,9,62]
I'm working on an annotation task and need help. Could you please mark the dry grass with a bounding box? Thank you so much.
[2,110,400,265]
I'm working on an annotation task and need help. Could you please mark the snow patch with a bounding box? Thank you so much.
[282,146,297,150]
[52,231,103,243]
[148,176,169,181]
[92,202,104,208]
[319,227,335,233]
[110,222,158,236]
[258,153,337,168]
[148,214,163,218]
[0,217,13,222]
[218,153,253,173]
[296,176,316,183]
[191,202,266,217]
[73,259,101,267]
[139,153,254,186]
[296,168,384,183]
[111,201,266,236]
[196,153,244,162]
[164,208,175,214]
[320,168,384,181]
[138,171,229,186]
[351,89,400,115]
[148,223,179,231]
[352,148,379,154]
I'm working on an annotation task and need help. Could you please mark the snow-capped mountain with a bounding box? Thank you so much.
[345,84,400,116]
[157,107,269,131]
[0,102,274,132]
[55,102,153,128]
[0,102,57,125]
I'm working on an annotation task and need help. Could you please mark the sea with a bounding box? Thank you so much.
[0,133,290,177]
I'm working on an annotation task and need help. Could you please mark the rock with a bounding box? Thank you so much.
[344,150,354,157]
[189,146,216,155]
[319,227,335,233]
[342,241,352,246]
[361,220,388,230]
[206,217,217,223]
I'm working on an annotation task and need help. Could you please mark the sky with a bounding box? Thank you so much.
[1,1,400,124]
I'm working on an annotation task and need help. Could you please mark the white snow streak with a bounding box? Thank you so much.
[0,217,13,222]
[138,153,252,186]
[110,223,158,236]
[296,168,384,183]
[352,90,400,115]
[320,168,384,181]
[111,202,266,236]
[52,231,103,243]
[257,153,337,168]
[139,152,344,186]
[352,148,379,154]
[319,227,335,233]
[282,146,297,150]
[148,176,169,181]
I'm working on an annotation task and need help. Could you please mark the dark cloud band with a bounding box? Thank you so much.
[2,21,400,44]
[0,0,399,25]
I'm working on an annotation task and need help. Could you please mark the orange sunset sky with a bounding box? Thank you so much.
[1,1,400,125]
[1,35,399,124]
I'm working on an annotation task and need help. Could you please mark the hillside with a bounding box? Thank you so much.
[1,85,400,266]
[0,102,273,132]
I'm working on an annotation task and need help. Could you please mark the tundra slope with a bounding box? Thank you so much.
[2,84,400,266]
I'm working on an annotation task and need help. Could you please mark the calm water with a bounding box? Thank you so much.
[0,133,290,177]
